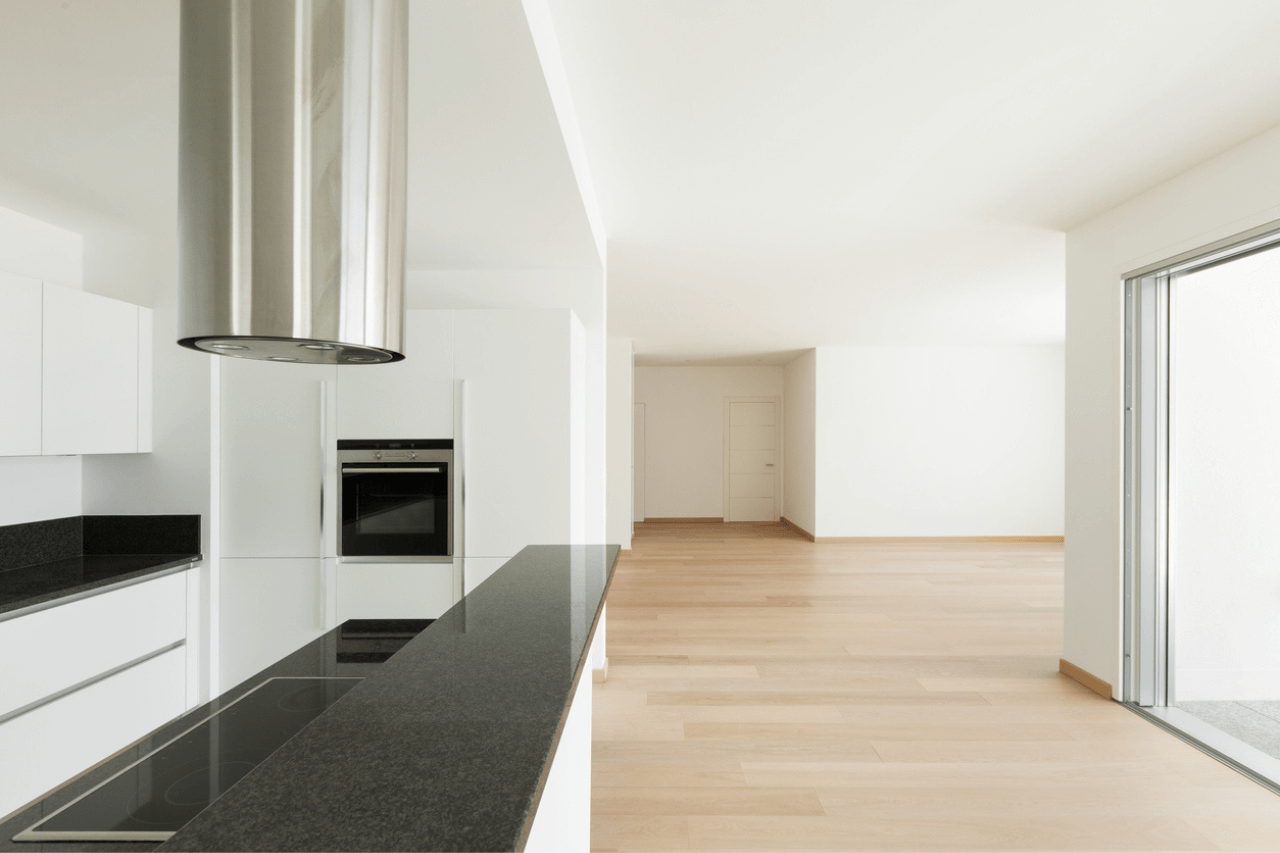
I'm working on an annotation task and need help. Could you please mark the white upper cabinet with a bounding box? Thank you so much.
[0,271,43,455]
[337,310,455,439]
[41,283,152,456]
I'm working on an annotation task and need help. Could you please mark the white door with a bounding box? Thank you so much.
[726,400,777,522]
[633,403,645,523]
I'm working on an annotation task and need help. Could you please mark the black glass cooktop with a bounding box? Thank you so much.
[15,678,360,843]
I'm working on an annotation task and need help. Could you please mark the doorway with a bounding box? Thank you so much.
[723,397,780,522]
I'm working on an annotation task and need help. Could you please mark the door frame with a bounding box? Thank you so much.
[722,396,782,522]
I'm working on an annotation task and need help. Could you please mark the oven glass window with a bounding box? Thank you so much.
[341,466,449,557]
[358,492,435,536]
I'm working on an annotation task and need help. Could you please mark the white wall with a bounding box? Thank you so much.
[0,205,83,526]
[1170,248,1280,700]
[782,350,816,536]
[633,366,784,519]
[1065,121,1280,694]
[605,337,633,549]
[814,346,1064,538]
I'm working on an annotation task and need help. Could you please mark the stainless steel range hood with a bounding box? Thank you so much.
[177,0,408,365]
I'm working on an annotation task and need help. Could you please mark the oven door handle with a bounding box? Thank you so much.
[342,467,443,474]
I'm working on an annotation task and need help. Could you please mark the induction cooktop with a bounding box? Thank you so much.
[14,677,362,843]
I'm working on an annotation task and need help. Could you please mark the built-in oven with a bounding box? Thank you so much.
[337,440,453,562]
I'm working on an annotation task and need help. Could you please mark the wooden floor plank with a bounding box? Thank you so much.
[592,522,1280,851]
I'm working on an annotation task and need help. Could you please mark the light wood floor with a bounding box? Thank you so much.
[591,522,1280,852]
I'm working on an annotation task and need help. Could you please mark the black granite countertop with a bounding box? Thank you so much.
[0,516,201,618]
[0,543,617,853]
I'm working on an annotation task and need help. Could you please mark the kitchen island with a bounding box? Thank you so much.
[0,544,618,853]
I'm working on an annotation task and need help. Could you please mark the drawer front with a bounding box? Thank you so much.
[336,562,458,623]
[0,645,186,821]
[0,572,187,718]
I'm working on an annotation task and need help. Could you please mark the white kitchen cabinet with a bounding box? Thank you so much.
[337,310,454,439]
[335,561,458,622]
[0,271,43,456]
[42,283,153,455]
[0,645,186,821]
[219,558,328,691]
[454,308,586,558]
[0,570,190,820]
[219,358,334,559]
[0,572,187,718]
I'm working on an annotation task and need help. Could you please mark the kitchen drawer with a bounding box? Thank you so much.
[0,572,186,718]
[0,644,185,821]
[336,562,458,622]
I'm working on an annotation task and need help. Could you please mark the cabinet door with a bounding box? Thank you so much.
[454,309,579,558]
[0,572,187,718]
[220,358,331,558]
[0,271,42,455]
[42,284,139,455]
[337,310,455,439]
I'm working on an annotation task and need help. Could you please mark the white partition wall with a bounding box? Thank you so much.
[813,346,1064,538]
[605,337,633,550]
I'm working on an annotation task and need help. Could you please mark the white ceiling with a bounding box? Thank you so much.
[6,1,1280,363]
[546,0,1280,360]
[0,0,598,276]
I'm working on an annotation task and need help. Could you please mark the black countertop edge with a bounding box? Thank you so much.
[160,544,621,853]
[0,554,203,621]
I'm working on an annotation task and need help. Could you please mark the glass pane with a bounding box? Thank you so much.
[1171,243,1280,755]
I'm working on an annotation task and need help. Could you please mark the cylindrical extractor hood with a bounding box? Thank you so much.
[177,0,408,365]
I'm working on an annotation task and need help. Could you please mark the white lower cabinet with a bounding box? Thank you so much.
[219,558,328,692]
[0,572,190,820]
[0,645,186,821]
[0,573,186,718]
[460,557,510,596]
[335,562,459,622]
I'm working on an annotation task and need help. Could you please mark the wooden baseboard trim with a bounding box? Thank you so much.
[780,516,816,541]
[1059,658,1113,699]
[592,658,609,683]
[811,535,1065,544]
[641,517,724,524]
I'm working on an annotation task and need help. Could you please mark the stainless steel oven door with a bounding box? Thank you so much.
[338,448,452,562]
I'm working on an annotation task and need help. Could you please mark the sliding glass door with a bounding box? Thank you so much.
[1125,229,1280,787]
